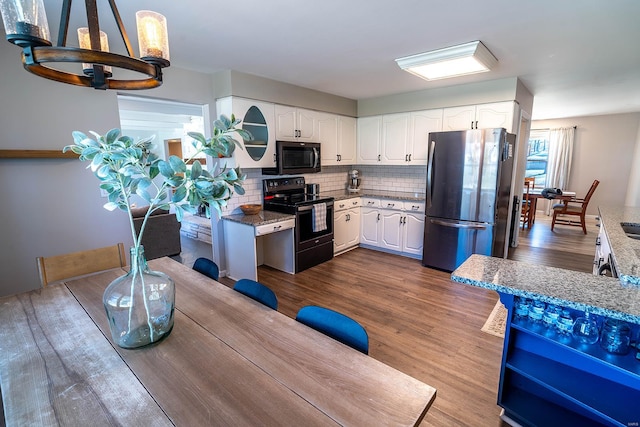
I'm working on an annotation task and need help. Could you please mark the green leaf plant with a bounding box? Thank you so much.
[63,114,252,252]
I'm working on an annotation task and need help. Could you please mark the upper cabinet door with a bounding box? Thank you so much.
[216,97,276,168]
[381,113,410,165]
[443,102,515,132]
[274,105,318,142]
[357,116,383,164]
[337,116,357,164]
[475,102,514,132]
[409,109,443,165]
[274,105,297,140]
[442,106,476,131]
[317,112,339,165]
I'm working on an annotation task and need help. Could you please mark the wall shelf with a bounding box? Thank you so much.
[0,150,78,159]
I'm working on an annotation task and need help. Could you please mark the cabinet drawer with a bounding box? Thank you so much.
[255,219,295,236]
[362,198,380,208]
[381,200,402,210]
[335,197,361,211]
[404,201,425,213]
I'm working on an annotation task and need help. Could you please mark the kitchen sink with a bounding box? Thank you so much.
[620,223,640,240]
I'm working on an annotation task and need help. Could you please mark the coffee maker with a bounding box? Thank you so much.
[348,169,361,193]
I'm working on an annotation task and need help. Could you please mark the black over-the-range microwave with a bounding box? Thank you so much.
[262,140,321,175]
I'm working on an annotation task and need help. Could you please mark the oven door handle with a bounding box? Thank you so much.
[313,147,320,169]
[298,202,333,212]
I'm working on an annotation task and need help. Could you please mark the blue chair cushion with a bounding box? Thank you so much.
[296,305,369,354]
[193,258,219,281]
[233,279,278,310]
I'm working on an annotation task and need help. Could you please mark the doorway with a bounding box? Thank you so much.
[117,95,212,265]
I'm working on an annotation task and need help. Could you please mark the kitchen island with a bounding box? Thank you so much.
[451,206,640,426]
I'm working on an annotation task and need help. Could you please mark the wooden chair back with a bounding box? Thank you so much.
[580,179,600,208]
[521,179,533,228]
[37,243,127,287]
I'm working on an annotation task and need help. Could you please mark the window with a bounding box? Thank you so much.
[525,129,550,188]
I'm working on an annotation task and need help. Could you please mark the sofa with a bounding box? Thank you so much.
[131,206,182,260]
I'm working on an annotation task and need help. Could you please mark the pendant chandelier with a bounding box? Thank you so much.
[0,0,170,90]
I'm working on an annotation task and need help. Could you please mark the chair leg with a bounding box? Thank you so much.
[580,214,587,234]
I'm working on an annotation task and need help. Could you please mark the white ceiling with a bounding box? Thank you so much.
[40,0,640,120]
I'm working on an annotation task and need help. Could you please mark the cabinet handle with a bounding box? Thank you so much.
[346,214,350,221]
[339,203,345,208]
[377,213,380,221]
[387,203,394,208]
[475,120,478,129]
[595,237,601,246]
[273,153,277,162]
[408,154,412,162]
[352,201,358,205]
[470,121,474,129]
[405,154,408,162]
[274,225,282,231]
[412,205,419,210]
[377,154,381,161]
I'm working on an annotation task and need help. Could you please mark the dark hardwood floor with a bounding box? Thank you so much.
[213,212,598,426]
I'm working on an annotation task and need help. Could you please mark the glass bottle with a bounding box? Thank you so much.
[600,318,631,355]
[514,297,531,320]
[103,246,175,348]
[572,312,600,345]
[556,309,574,335]
[528,300,545,323]
[542,304,562,329]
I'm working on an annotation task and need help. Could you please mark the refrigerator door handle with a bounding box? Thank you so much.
[427,140,435,208]
[430,219,488,230]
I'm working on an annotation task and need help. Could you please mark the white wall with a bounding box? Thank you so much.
[532,112,640,215]
[0,40,216,297]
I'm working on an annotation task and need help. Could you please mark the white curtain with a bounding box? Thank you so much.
[544,127,575,214]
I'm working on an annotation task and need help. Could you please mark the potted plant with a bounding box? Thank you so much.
[63,114,252,348]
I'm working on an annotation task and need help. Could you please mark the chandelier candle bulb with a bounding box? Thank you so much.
[136,10,169,64]
[77,27,112,76]
[0,0,50,46]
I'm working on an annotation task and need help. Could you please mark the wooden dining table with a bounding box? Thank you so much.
[0,257,436,426]
[523,188,576,228]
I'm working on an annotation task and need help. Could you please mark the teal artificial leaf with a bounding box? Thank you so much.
[172,185,187,202]
[105,129,121,145]
[169,155,187,173]
[191,161,202,179]
[158,160,173,178]
[233,183,245,195]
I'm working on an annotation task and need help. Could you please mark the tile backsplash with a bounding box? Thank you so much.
[222,164,427,215]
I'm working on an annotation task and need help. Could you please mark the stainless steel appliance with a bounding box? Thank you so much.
[306,183,320,196]
[263,177,334,272]
[262,141,321,175]
[348,169,361,193]
[422,129,515,272]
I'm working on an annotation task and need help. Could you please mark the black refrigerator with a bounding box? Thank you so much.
[422,128,515,272]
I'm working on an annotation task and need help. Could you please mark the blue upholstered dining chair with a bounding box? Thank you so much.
[192,257,219,281]
[233,279,278,310]
[295,305,369,354]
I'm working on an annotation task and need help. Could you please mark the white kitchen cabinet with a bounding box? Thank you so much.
[409,109,443,164]
[357,116,383,164]
[359,198,425,258]
[275,105,318,142]
[334,197,361,254]
[358,110,442,166]
[381,113,410,165]
[216,97,276,168]
[442,101,514,132]
[320,114,356,166]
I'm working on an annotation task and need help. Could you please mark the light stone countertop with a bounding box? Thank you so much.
[451,206,640,324]
[321,190,425,202]
[222,210,295,226]
[598,206,640,286]
[451,254,640,324]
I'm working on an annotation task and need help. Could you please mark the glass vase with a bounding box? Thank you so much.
[103,245,175,349]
